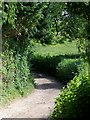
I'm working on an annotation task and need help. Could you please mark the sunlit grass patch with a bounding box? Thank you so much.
[32,41,79,57]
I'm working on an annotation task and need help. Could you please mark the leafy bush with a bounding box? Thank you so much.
[31,54,62,74]
[31,53,81,83]
[1,39,35,105]
[56,58,81,83]
[51,63,90,119]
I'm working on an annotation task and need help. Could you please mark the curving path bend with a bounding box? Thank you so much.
[0,72,63,119]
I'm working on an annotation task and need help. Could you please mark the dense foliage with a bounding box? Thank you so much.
[1,37,35,104]
[51,63,90,119]
[1,2,90,118]
[50,2,90,119]
[56,58,81,83]
[66,2,90,74]
[2,2,47,103]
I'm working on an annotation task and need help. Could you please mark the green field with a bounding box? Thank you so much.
[32,41,79,57]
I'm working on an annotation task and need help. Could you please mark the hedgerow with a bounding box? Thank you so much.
[31,53,81,83]
[1,39,35,105]
[51,63,90,119]
[56,58,82,83]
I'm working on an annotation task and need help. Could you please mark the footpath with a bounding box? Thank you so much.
[0,72,63,119]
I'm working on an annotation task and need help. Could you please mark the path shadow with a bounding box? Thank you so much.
[33,71,64,90]
[36,82,63,90]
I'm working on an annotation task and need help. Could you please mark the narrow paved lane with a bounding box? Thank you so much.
[0,72,63,119]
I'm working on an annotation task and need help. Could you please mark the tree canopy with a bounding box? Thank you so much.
[2,2,90,73]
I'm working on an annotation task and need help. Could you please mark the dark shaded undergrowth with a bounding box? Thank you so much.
[31,53,81,83]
